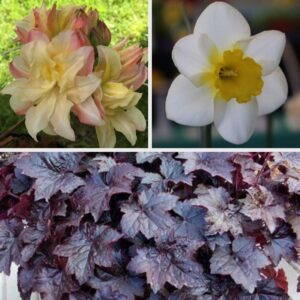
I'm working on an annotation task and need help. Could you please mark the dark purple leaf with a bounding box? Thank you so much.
[53,227,94,284]
[272,153,300,169]
[160,158,193,185]
[121,189,178,239]
[105,163,145,193]
[173,201,206,242]
[233,153,262,185]
[11,168,32,194]
[192,186,243,236]
[72,173,111,222]
[94,287,128,300]
[289,214,300,239]
[15,153,85,200]
[136,153,172,164]
[239,277,289,300]
[264,226,297,265]
[33,267,78,300]
[89,269,144,300]
[92,155,116,172]
[54,225,122,284]
[177,153,235,182]
[241,186,285,233]
[128,246,206,293]
[20,207,50,262]
[8,193,33,219]
[93,225,123,268]
[210,236,270,293]
[0,219,22,275]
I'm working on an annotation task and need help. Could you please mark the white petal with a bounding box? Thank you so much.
[25,93,56,141]
[50,95,75,141]
[166,75,214,126]
[257,67,288,116]
[214,98,258,144]
[172,34,217,86]
[194,2,250,51]
[243,31,286,75]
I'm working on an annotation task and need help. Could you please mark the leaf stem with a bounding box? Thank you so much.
[0,118,25,141]
[202,125,212,148]
[179,0,192,34]
[254,152,271,186]
[0,47,20,57]
[266,114,273,148]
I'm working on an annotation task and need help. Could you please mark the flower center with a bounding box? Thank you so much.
[214,49,263,103]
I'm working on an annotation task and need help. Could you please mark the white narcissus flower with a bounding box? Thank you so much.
[166,2,288,144]
[1,30,102,141]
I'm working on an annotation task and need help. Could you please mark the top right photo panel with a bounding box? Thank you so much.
[152,0,300,148]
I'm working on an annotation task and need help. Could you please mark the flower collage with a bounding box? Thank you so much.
[0,0,299,300]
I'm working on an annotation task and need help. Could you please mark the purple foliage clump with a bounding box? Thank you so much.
[0,152,299,299]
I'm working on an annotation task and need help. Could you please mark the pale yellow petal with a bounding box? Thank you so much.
[102,82,141,109]
[110,110,137,146]
[67,74,100,103]
[10,96,31,115]
[50,94,75,141]
[95,121,116,148]
[125,107,146,131]
[2,79,49,102]
[97,46,121,82]
[25,92,56,141]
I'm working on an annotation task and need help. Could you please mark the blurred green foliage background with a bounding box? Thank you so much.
[0,0,148,148]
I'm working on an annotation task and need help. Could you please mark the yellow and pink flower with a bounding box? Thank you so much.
[16,3,111,46]
[1,3,147,147]
[2,30,102,141]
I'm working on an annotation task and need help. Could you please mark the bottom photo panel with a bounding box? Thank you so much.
[0,152,299,300]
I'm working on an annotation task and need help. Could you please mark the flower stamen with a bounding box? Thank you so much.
[214,49,263,103]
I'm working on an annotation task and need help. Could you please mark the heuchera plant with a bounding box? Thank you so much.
[0,152,299,299]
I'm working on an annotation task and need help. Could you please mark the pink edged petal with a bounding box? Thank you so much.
[9,60,29,79]
[67,74,100,103]
[77,46,95,76]
[121,64,148,91]
[242,31,286,75]
[194,2,250,51]
[49,30,85,56]
[257,67,288,116]
[172,33,218,86]
[166,75,214,126]
[72,96,105,126]
[27,29,49,43]
[214,98,258,145]
[16,26,29,43]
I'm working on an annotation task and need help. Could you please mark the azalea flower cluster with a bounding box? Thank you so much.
[166,2,288,145]
[1,4,147,147]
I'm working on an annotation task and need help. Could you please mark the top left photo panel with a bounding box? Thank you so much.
[0,0,148,148]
